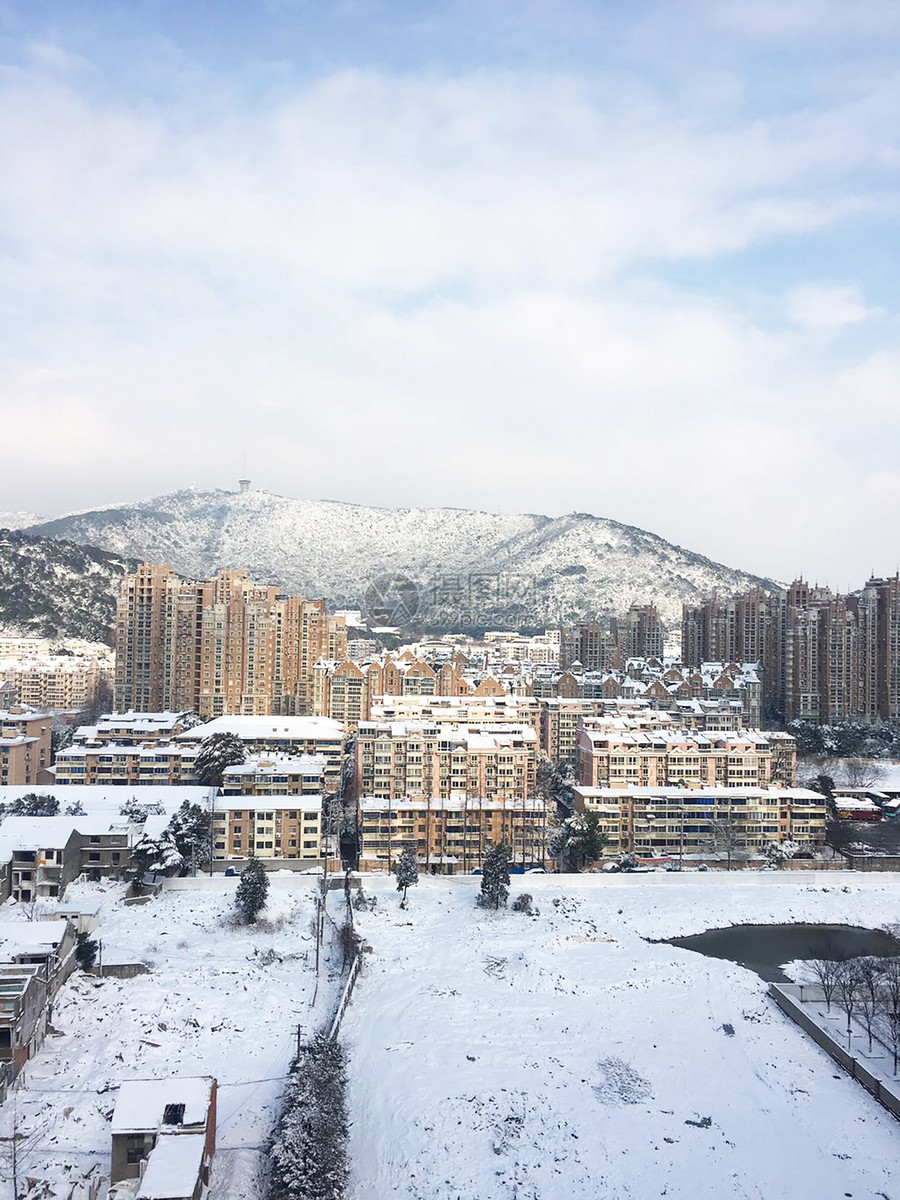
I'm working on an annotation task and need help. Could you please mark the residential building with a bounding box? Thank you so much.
[573,785,826,857]
[0,963,48,1077]
[355,721,538,803]
[114,563,347,717]
[110,1077,217,1191]
[220,755,326,797]
[0,816,133,901]
[212,795,323,863]
[54,741,201,786]
[0,707,52,784]
[576,723,791,789]
[0,920,77,999]
[358,795,548,872]
[0,655,106,711]
[74,711,195,746]
[176,716,345,789]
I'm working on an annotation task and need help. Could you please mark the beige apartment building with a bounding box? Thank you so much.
[176,715,345,789]
[369,694,541,728]
[220,754,327,797]
[573,785,826,858]
[114,563,347,717]
[312,652,507,727]
[576,723,794,789]
[53,741,201,786]
[0,657,106,711]
[358,795,548,872]
[212,795,323,862]
[355,721,538,803]
[76,711,195,745]
[0,709,52,785]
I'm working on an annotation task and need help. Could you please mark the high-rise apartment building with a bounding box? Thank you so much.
[114,564,347,717]
[683,575,900,723]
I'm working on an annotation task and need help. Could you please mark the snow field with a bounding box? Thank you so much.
[344,873,900,1200]
[0,879,344,1200]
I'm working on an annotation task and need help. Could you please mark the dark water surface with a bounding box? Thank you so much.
[665,924,900,983]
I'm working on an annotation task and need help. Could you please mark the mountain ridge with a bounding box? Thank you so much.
[25,487,774,631]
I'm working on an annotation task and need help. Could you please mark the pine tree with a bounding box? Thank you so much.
[235,855,269,923]
[393,845,419,904]
[166,800,212,871]
[270,1031,349,1200]
[194,731,246,787]
[478,842,512,910]
[131,830,185,884]
[75,930,98,970]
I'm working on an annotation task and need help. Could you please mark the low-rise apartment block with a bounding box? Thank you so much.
[355,721,538,803]
[0,962,48,1076]
[577,722,793,789]
[220,754,326,797]
[54,741,201,786]
[75,711,195,745]
[176,716,345,789]
[573,785,827,858]
[0,707,52,784]
[358,795,548,873]
[212,795,323,863]
[0,816,132,901]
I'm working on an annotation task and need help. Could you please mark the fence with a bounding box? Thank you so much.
[770,983,900,1120]
[329,951,361,1042]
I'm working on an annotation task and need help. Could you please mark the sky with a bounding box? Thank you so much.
[0,0,898,587]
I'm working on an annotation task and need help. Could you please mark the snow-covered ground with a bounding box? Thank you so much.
[0,878,346,1200]
[345,872,900,1200]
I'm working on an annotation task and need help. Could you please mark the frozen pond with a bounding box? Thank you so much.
[666,923,900,982]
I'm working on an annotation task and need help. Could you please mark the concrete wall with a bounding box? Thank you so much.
[770,984,900,1121]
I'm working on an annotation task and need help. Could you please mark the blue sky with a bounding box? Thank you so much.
[0,0,898,584]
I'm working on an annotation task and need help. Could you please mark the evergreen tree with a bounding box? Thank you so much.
[167,800,212,871]
[195,731,246,787]
[65,799,86,816]
[478,842,512,909]
[552,811,608,871]
[131,830,185,883]
[235,855,269,923]
[75,930,98,970]
[270,1031,349,1200]
[7,793,58,818]
[393,845,419,904]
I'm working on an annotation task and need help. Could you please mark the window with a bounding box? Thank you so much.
[163,1103,185,1125]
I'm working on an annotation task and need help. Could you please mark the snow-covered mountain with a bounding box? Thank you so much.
[0,510,45,529]
[0,529,133,643]
[27,488,773,630]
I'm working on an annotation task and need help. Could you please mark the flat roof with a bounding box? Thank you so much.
[137,1132,206,1199]
[112,1077,214,1135]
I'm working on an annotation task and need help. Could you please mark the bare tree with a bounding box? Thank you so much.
[706,816,747,870]
[836,960,863,1049]
[842,759,886,789]
[809,957,843,1011]
[878,958,900,1075]
[856,957,883,1053]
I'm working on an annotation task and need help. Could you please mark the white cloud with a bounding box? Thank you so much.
[0,47,897,586]
[785,283,881,330]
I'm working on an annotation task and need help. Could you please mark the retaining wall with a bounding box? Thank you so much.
[770,983,900,1120]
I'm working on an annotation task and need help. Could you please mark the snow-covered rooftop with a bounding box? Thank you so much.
[136,1132,206,1199]
[214,794,322,813]
[0,815,125,859]
[0,919,71,958]
[0,784,215,817]
[222,754,326,778]
[175,716,344,742]
[112,1077,214,1135]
